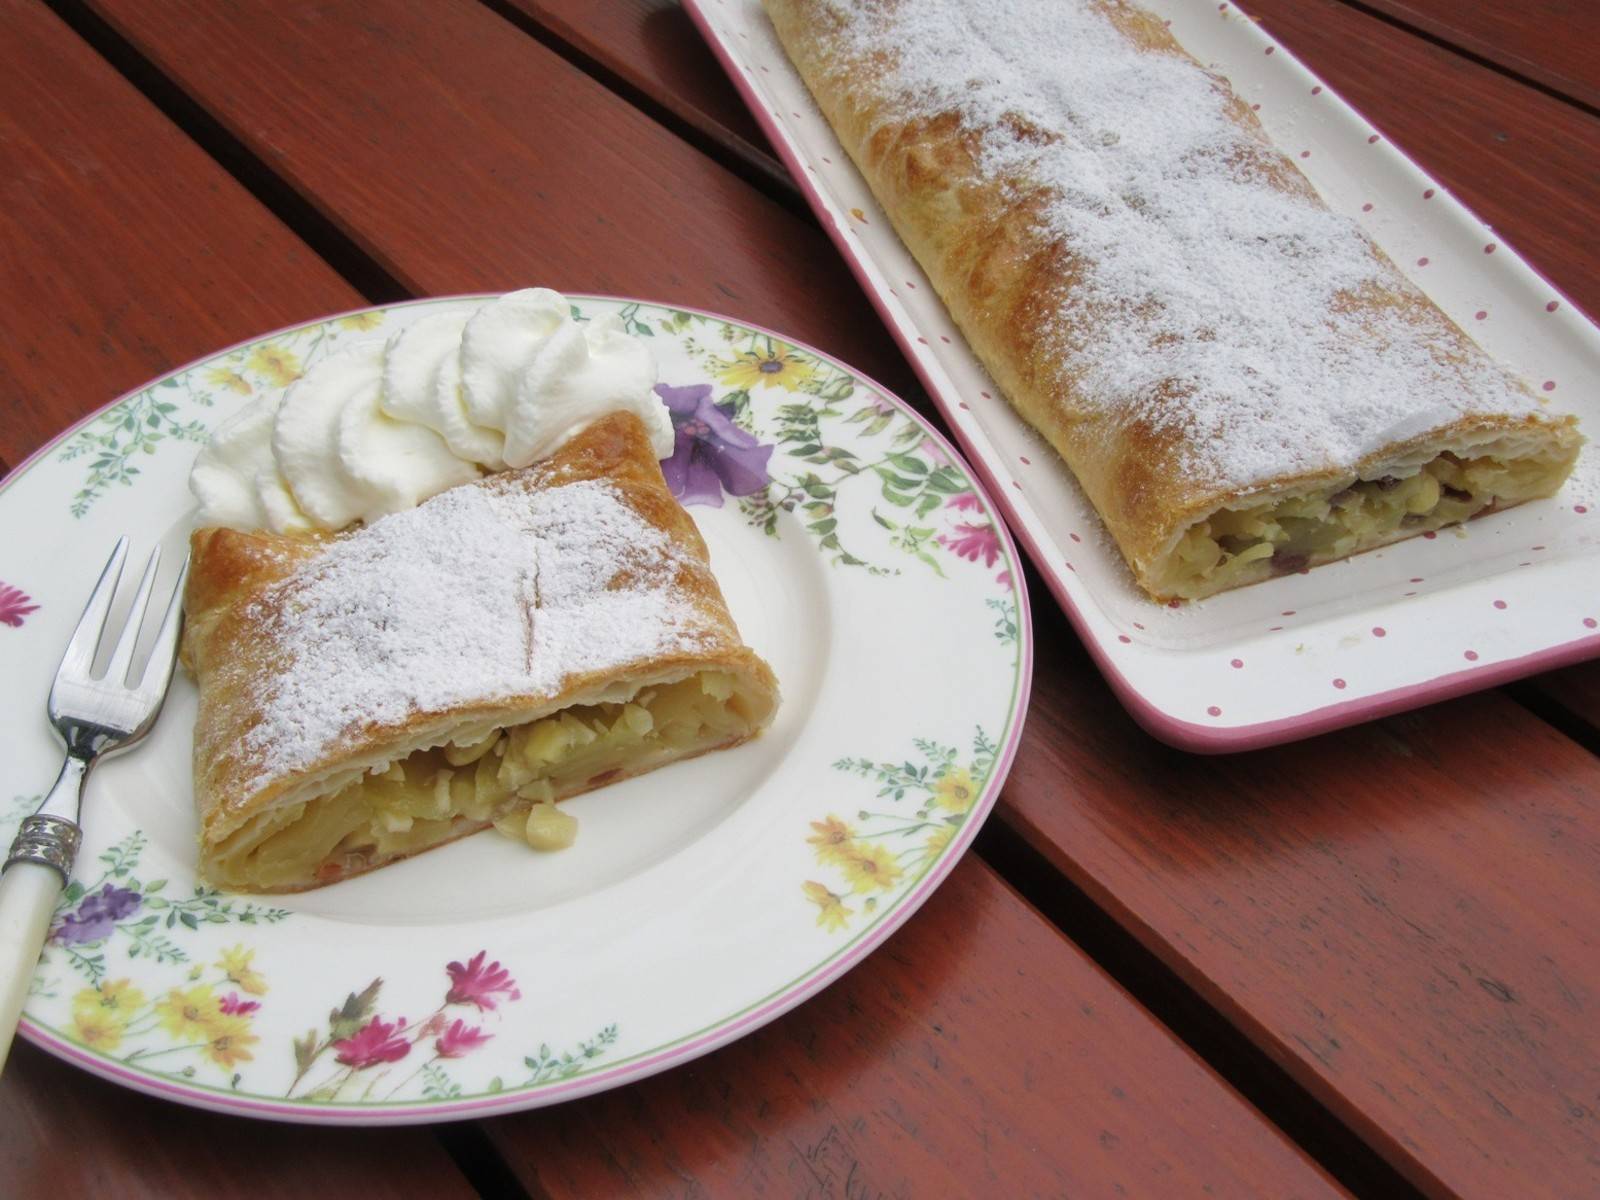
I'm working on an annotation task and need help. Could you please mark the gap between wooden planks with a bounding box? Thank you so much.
[1,6,1352,1194]
[65,0,1600,1196]
[1349,0,1600,112]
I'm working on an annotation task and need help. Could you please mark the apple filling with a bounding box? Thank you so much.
[211,672,756,890]
[1160,451,1563,599]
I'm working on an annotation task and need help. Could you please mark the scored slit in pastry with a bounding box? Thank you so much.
[764,0,1582,601]
[181,413,780,892]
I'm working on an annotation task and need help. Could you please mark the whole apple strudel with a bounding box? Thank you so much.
[763,0,1582,600]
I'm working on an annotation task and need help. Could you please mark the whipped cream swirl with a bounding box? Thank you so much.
[189,289,674,533]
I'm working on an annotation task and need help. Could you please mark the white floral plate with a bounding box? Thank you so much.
[0,296,1030,1123]
[686,0,1600,750]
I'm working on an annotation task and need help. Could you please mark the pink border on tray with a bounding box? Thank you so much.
[1,294,1034,1124]
[681,0,1600,753]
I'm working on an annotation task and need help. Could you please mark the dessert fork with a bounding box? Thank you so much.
[0,538,188,1072]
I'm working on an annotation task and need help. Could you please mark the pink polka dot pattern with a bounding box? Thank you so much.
[1207,705,1223,717]
[1464,650,1479,661]
[1311,85,1323,95]
[1577,505,1590,514]
[1269,625,1284,632]
[1333,678,1347,690]
[1409,577,1424,583]
[1372,627,1386,637]
[1133,622,1145,631]
[1423,188,1435,199]
[1281,610,1295,616]
[1423,531,1437,540]
[1474,311,1487,321]
[1542,380,1556,392]
[1264,45,1275,54]
[957,401,970,410]
[1118,634,1132,644]
[1585,618,1597,630]
[1020,455,1031,465]
[1493,599,1507,610]
[1367,134,1380,144]
[1416,256,1429,267]
[1547,300,1560,313]
[1484,243,1497,254]
[1300,150,1311,159]
[1230,658,1244,669]
[1362,202,1374,212]
[939,335,951,343]
[916,336,928,345]
[1069,533,1081,543]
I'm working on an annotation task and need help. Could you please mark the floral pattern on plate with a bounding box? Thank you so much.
[805,729,999,933]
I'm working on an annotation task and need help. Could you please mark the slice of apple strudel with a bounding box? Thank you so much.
[182,413,780,892]
[764,0,1582,600]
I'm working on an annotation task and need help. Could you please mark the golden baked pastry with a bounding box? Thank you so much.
[764,0,1582,600]
[182,413,779,892]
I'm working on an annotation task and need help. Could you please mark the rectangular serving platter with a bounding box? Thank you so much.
[685,0,1600,750]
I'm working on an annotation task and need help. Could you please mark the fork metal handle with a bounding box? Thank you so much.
[5,755,88,882]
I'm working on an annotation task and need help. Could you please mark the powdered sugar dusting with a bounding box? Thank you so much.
[241,478,705,781]
[825,0,1550,489]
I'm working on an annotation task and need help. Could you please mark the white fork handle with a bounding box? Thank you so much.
[0,862,62,1072]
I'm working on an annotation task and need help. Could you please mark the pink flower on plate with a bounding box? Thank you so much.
[444,951,521,1011]
[940,522,1001,569]
[945,492,982,512]
[0,583,39,629]
[435,1018,492,1059]
[333,1016,411,1068]
[219,992,260,1016]
[920,437,953,468]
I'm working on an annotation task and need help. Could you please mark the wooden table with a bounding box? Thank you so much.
[1,1,1596,1195]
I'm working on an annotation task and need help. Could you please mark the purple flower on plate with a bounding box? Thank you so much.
[655,383,774,508]
[53,883,142,945]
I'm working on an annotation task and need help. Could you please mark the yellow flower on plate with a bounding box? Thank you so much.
[204,366,252,396]
[838,842,904,894]
[806,815,857,866]
[155,985,222,1042]
[932,767,978,814]
[802,881,854,932]
[73,978,146,1018]
[338,311,384,331]
[218,944,267,995]
[714,342,817,393]
[201,1014,259,1070]
[70,1006,125,1052]
[922,823,955,860]
[246,342,302,387]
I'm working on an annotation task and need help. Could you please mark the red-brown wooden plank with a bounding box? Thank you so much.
[0,0,359,466]
[485,858,1347,1199]
[0,1040,477,1199]
[0,5,469,1194]
[504,0,778,174]
[81,0,920,411]
[1004,601,1600,1199]
[1347,0,1600,111]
